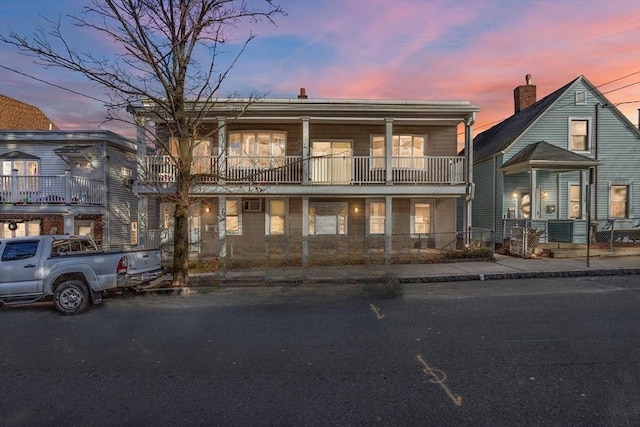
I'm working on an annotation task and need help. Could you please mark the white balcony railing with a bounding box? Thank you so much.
[0,173,105,205]
[143,155,465,186]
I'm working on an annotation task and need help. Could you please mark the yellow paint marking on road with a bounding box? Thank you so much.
[370,304,385,319]
[416,355,462,407]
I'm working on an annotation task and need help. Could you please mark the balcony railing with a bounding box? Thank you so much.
[143,155,465,186]
[0,173,105,205]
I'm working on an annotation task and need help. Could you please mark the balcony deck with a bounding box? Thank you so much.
[0,175,105,206]
[144,155,465,187]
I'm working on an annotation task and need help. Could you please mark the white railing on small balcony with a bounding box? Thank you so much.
[0,173,105,205]
[142,155,465,186]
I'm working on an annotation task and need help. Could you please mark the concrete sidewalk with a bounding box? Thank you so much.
[179,254,640,288]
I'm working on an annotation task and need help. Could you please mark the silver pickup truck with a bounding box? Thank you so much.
[0,235,162,315]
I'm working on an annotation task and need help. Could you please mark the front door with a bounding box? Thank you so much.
[311,141,352,184]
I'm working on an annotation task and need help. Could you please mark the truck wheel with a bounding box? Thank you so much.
[53,280,90,315]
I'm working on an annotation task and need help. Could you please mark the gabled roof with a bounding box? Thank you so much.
[0,94,59,131]
[472,75,640,164]
[0,150,40,160]
[499,141,598,175]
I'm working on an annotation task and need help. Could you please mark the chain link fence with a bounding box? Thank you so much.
[152,227,494,271]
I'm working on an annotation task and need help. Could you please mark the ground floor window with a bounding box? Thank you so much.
[309,202,347,235]
[0,220,40,239]
[368,200,385,234]
[267,199,286,235]
[411,200,432,235]
[226,199,242,234]
[610,185,629,218]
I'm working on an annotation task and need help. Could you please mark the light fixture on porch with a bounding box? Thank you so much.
[354,207,359,213]
[541,190,549,200]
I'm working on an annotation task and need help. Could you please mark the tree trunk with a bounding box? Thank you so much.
[172,202,190,286]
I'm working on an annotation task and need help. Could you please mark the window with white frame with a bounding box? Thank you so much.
[569,184,582,219]
[0,220,40,239]
[371,135,426,168]
[368,200,385,235]
[309,202,347,235]
[228,131,286,168]
[575,91,587,105]
[411,200,432,235]
[569,118,590,152]
[2,157,40,194]
[267,199,286,235]
[610,185,629,218]
[226,199,241,234]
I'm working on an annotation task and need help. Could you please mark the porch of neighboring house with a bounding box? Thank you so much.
[503,218,640,258]
[0,170,105,205]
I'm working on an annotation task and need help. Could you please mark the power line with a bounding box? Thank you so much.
[0,64,106,104]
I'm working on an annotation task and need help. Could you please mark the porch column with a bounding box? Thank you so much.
[302,196,309,268]
[385,196,392,266]
[135,117,148,247]
[218,118,226,184]
[302,118,310,185]
[218,195,227,269]
[463,113,475,242]
[580,170,586,219]
[530,169,537,219]
[385,119,393,184]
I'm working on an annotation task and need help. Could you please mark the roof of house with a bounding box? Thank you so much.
[472,75,640,164]
[0,94,59,131]
[499,140,599,175]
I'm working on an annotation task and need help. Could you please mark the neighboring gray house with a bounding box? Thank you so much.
[471,75,640,250]
[0,130,141,249]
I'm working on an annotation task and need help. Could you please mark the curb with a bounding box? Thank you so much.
[138,267,640,296]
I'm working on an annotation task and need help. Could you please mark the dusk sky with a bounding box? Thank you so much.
[1,0,639,142]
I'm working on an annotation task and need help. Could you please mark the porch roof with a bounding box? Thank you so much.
[499,141,599,175]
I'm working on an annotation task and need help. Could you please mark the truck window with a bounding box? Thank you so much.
[2,241,39,261]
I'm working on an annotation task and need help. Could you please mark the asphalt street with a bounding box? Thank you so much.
[1,275,639,426]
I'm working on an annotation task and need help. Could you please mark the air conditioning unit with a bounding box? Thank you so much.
[243,199,262,212]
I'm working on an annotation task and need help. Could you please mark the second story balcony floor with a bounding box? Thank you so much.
[0,171,105,206]
[142,155,466,194]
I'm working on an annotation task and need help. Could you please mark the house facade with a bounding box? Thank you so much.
[133,91,479,266]
[472,75,640,251]
[0,130,141,249]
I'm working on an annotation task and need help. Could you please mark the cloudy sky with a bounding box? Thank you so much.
[1,0,639,140]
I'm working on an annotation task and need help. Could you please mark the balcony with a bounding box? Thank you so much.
[0,173,105,206]
[143,155,465,186]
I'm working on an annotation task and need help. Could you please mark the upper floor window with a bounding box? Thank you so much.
[228,131,286,168]
[610,185,629,218]
[1,157,39,177]
[371,135,426,168]
[575,91,587,105]
[569,118,590,152]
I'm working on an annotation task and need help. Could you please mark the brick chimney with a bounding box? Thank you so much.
[513,74,536,113]
[298,88,308,99]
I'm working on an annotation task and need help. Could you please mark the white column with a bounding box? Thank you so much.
[218,118,226,184]
[302,196,309,268]
[385,119,393,184]
[302,118,310,185]
[218,196,227,266]
[385,195,392,265]
[530,170,537,219]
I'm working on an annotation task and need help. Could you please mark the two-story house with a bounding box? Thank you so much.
[133,90,479,266]
[471,75,640,254]
[0,125,142,248]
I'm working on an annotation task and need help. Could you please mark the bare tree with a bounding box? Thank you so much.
[2,0,283,286]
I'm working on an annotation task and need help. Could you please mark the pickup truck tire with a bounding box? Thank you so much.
[53,280,90,315]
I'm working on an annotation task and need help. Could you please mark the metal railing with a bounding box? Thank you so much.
[143,155,465,186]
[0,174,104,205]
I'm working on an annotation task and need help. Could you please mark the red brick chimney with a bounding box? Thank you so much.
[514,74,536,113]
[298,88,308,99]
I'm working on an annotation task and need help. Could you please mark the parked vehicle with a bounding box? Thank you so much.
[0,235,162,314]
